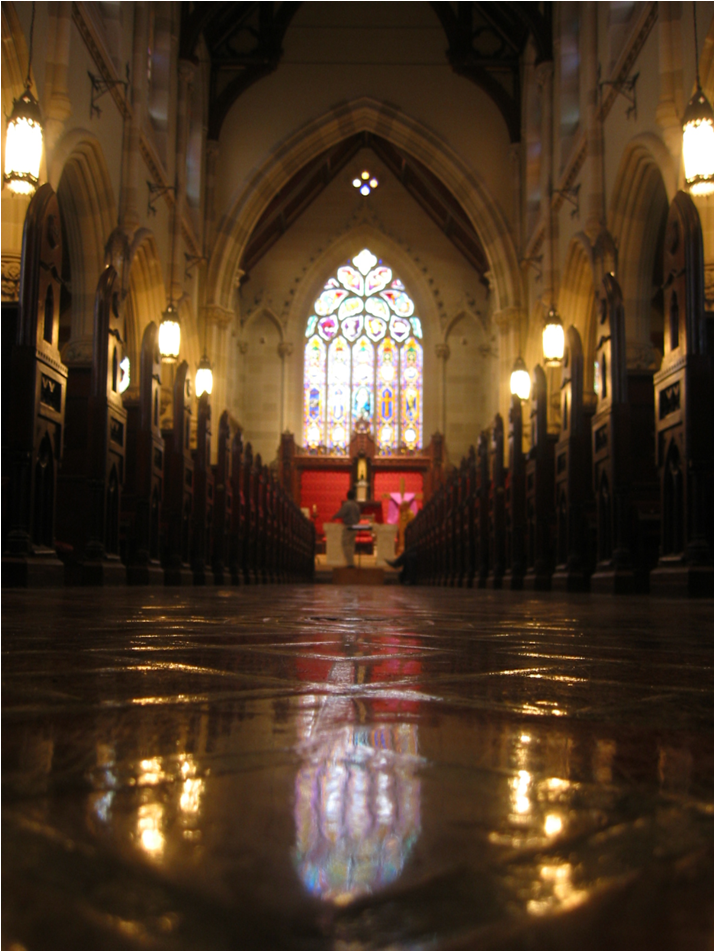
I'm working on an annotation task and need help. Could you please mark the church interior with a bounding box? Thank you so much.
[2,1,713,948]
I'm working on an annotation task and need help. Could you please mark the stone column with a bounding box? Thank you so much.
[536,60,556,304]
[657,2,684,167]
[204,140,220,257]
[171,59,195,302]
[119,1,148,237]
[582,2,604,242]
[508,142,522,252]
[43,2,73,160]
[278,341,294,434]
[435,343,450,437]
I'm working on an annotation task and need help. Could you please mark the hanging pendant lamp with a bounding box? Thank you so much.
[3,4,43,196]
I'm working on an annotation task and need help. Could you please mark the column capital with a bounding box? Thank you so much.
[278,341,294,359]
[435,343,450,360]
[203,304,234,328]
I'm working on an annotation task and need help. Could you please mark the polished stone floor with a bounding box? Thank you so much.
[2,585,713,950]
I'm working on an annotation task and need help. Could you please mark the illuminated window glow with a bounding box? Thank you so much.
[303,250,423,454]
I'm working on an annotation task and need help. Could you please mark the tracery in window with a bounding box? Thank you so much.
[303,250,423,455]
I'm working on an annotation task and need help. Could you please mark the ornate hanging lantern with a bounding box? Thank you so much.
[195,354,213,397]
[542,306,565,365]
[159,303,181,361]
[510,356,531,401]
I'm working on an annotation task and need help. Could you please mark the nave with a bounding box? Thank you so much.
[3,585,712,950]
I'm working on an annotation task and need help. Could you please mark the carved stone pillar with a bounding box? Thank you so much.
[657,2,685,164]
[583,2,604,241]
[119,1,148,236]
[435,342,449,436]
[171,59,195,301]
[278,340,293,434]
[536,60,557,303]
[44,2,73,159]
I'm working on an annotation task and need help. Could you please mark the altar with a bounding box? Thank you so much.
[324,522,398,567]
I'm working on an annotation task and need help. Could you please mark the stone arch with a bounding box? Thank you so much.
[242,305,285,341]
[559,236,597,392]
[209,97,521,319]
[53,130,116,358]
[609,135,671,369]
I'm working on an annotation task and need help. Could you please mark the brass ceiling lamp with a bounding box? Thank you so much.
[3,3,43,196]
[682,1,714,196]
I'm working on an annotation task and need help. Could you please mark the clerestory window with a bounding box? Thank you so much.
[303,249,423,455]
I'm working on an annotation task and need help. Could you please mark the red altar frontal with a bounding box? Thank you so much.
[278,430,445,546]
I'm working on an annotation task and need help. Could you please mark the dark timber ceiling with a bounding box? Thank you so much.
[180,2,552,141]
[240,132,491,279]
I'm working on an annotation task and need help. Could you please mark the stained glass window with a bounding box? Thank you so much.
[303,249,423,454]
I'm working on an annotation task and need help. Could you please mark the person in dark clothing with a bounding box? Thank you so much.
[331,489,362,567]
[387,546,418,584]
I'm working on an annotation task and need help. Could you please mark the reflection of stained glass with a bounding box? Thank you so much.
[303,251,423,454]
[338,297,363,320]
[337,266,364,295]
[365,317,387,342]
[315,288,348,315]
[365,266,392,295]
[303,335,326,448]
[400,338,422,449]
[293,654,421,905]
[381,289,414,317]
[390,316,411,342]
[365,297,390,320]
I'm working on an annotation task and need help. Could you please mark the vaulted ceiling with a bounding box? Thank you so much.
[241,131,491,279]
[180,2,552,142]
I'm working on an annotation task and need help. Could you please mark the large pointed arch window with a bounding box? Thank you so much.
[304,249,423,455]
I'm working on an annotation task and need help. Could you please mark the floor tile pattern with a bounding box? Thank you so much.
[2,586,713,949]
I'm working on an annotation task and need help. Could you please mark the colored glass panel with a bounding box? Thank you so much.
[318,315,338,341]
[303,335,326,448]
[337,266,364,295]
[352,249,377,275]
[365,316,387,342]
[328,338,350,452]
[400,338,422,450]
[390,316,411,342]
[341,315,363,341]
[351,336,374,428]
[376,338,398,451]
[381,289,414,317]
[338,297,363,320]
[314,287,348,315]
[365,266,392,295]
[303,250,423,454]
[365,296,390,320]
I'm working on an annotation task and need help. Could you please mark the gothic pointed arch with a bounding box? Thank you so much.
[208,98,522,323]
